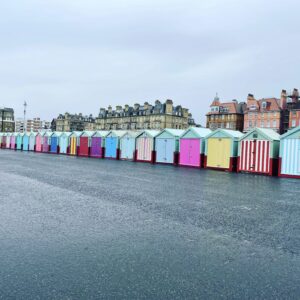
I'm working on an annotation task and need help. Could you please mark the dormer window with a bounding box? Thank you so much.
[262,101,267,109]
[211,106,219,112]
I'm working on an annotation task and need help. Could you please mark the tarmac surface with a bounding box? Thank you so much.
[0,150,299,299]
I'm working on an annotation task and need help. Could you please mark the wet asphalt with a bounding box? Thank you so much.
[0,150,299,299]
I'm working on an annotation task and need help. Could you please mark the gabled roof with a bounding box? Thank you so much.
[106,130,128,138]
[241,127,280,141]
[61,132,72,137]
[206,128,244,139]
[137,130,160,138]
[92,130,109,138]
[81,131,95,137]
[280,126,300,139]
[121,131,142,138]
[181,127,212,138]
[156,128,185,138]
[70,131,83,137]
[52,132,63,137]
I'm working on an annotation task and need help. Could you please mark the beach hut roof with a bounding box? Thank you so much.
[122,131,142,138]
[280,126,300,139]
[107,130,128,138]
[137,130,160,138]
[52,132,63,137]
[70,131,83,137]
[156,128,185,138]
[92,130,109,138]
[61,132,72,137]
[206,128,244,139]
[81,131,95,137]
[181,127,212,138]
[241,128,280,141]
[29,132,38,137]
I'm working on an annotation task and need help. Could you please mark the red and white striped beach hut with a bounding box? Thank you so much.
[238,128,280,176]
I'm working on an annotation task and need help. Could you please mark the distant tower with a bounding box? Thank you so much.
[23,101,27,132]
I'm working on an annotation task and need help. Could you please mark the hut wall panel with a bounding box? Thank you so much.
[6,136,11,148]
[59,137,68,154]
[43,136,49,152]
[29,136,36,151]
[137,137,153,161]
[206,138,230,169]
[10,136,16,149]
[70,137,77,155]
[281,139,300,176]
[23,136,29,151]
[239,140,270,174]
[90,137,102,158]
[105,137,117,158]
[156,138,175,164]
[179,139,201,167]
[120,137,135,160]
[50,137,58,153]
[79,137,89,156]
[16,136,23,150]
[2,136,6,148]
[36,136,42,152]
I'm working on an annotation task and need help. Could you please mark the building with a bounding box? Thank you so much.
[15,117,51,132]
[55,113,96,132]
[0,107,15,132]
[206,95,246,131]
[95,99,195,131]
[243,94,283,133]
[285,89,300,129]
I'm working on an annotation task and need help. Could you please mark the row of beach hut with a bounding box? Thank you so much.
[1,127,300,179]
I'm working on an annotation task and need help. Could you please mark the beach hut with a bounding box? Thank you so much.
[42,132,53,153]
[78,131,95,157]
[10,133,17,150]
[35,132,45,152]
[279,126,300,178]
[105,131,127,159]
[136,130,160,163]
[238,128,280,176]
[22,133,30,151]
[90,131,109,158]
[69,131,82,156]
[50,132,62,154]
[59,132,72,154]
[29,132,37,151]
[5,133,12,149]
[155,129,185,164]
[204,129,244,172]
[120,131,140,161]
[179,128,212,168]
[16,133,24,150]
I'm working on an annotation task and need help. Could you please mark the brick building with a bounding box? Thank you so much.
[243,94,283,133]
[206,95,246,131]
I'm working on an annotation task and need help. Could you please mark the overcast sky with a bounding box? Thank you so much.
[0,0,299,124]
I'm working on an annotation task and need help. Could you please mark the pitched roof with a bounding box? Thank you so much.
[181,127,212,138]
[206,128,244,139]
[241,127,280,141]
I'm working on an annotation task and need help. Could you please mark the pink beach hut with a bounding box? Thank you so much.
[179,127,212,168]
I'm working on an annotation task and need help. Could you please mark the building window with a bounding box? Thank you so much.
[292,119,296,127]
[262,101,267,109]
[261,121,264,128]
[267,121,270,128]
[249,121,252,128]
[273,120,276,128]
